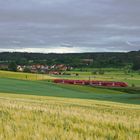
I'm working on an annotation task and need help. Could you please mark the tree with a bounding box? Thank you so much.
[92,70,97,75]
[24,67,31,73]
[132,60,140,70]
[124,64,132,74]
[98,69,105,75]
[8,62,17,72]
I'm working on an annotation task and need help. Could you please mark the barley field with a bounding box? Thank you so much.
[0,93,140,140]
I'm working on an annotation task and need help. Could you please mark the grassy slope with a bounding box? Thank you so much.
[96,86,140,94]
[0,70,54,80]
[0,78,139,104]
[1,70,140,87]
[0,93,139,140]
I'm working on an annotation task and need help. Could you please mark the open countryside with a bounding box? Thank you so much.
[0,0,140,138]
[0,67,140,139]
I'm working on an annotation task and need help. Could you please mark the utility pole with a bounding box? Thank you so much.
[89,76,91,85]
[36,73,37,80]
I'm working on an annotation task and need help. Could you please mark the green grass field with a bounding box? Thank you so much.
[0,70,140,139]
[53,70,140,87]
[0,78,139,104]
[0,70,140,87]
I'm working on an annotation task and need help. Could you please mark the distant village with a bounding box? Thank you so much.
[0,63,73,75]
[0,58,95,75]
[17,64,73,74]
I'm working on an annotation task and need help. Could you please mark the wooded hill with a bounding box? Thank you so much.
[0,51,140,70]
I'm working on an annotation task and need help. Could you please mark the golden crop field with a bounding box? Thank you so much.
[0,93,140,140]
[0,70,54,81]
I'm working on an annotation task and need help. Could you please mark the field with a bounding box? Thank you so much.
[53,70,140,87]
[0,93,140,140]
[0,70,140,87]
[0,70,140,140]
[0,78,140,104]
[0,70,54,81]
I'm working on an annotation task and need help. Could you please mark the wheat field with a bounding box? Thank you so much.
[0,93,139,140]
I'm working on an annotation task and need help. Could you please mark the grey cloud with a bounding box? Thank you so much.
[0,0,140,52]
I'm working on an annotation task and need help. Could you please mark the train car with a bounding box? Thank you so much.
[53,79,128,87]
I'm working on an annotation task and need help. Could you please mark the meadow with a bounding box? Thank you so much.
[0,78,139,104]
[0,70,140,87]
[53,69,140,87]
[0,70,140,140]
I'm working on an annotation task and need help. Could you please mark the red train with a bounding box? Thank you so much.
[53,79,128,87]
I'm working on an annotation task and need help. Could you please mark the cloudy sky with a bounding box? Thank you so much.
[0,0,140,53]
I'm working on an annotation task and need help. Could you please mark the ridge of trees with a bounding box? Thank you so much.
[0,51,139,70]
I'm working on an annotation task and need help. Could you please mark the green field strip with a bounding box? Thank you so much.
[0,78,139,104]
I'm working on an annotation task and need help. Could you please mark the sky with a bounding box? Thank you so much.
[0,0,140,53]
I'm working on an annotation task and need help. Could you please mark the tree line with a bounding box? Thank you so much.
[0,51,140,70]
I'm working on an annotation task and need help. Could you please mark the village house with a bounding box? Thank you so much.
[55,64,68,71]
[0,64,8,70]
[17,65,24,72]
[16,63,72,74]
